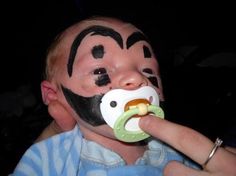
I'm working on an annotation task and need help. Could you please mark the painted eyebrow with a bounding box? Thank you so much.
[67,25,123,77]
[126,31,150,49]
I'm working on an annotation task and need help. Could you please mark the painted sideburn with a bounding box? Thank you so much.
[61,85,106,126]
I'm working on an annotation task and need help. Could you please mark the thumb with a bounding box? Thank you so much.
[164,161,206,176]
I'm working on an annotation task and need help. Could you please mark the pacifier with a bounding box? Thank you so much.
[100,86,164,142]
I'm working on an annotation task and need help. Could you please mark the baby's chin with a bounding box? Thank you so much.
[93,124,116,139]
[78,119,116,139]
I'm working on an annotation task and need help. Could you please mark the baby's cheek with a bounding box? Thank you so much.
[82,80,112,96]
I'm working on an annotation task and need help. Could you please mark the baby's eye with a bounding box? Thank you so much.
[93,68,107,75]
[142,68,153,74]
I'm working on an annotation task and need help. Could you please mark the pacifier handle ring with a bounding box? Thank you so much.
[114,105,164,142]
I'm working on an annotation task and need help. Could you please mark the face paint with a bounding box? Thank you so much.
[92,45,105,59]
[93,68,111,86]
[142,68,158,88]
[95,74,111,86]
[148,77,159,88]
[126,31,150,49]
[143,45,152,58]
[142,68,153,74]
[67,25,123,77]
[61,85,106,126]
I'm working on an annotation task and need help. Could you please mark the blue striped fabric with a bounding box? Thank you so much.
[11,125,199,176]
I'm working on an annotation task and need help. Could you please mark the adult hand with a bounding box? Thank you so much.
[139,116,236,176]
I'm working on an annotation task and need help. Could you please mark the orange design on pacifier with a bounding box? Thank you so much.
[124,99,150,117]
[100,86,164,142]
[114,102,164,142]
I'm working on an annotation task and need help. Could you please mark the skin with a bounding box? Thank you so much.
[39,17,236,174]
[41,17,163,164]
[139,117,236,176]
[39,101,236,176]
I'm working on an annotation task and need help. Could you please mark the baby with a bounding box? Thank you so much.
[11,16,198,176]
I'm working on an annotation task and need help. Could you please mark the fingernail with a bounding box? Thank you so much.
[139,116,151,129]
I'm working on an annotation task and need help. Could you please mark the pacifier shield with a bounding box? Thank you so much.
[100,86,164,142]
[114,105,164,142]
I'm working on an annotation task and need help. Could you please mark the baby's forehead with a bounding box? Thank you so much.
[78,18,137,31]
[64,18,140,42]
[59,18,155,78]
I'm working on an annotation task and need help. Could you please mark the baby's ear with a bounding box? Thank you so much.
[41,81,58,105]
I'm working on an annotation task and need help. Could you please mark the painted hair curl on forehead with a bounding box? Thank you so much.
[43,16,152,81]
[43,16,128,81]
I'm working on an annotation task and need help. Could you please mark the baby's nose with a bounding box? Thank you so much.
[119,70,148,90]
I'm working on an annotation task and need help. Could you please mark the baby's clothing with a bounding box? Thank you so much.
[11,125,199,176]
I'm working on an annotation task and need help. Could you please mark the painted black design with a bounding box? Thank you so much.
[61,85,106,126]
[93,68,111,86]
[142,68,153,74]
[67,25,123,77]
[93,68,107,74]
[95,74,111,86]
[143,45,152,58]
[148,77,159,88]
[126,31,150,49]
[92,45,105,59]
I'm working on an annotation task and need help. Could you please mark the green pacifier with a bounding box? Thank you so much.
[114,103,164,142]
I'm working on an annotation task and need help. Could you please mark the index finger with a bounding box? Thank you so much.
[139,116,220,167]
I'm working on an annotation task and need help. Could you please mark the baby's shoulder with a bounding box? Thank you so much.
[12,126,83,175]
[29,125,82,157]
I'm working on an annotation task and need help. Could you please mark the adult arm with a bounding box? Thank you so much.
[139,116,236,176]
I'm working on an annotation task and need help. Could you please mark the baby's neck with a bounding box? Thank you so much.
[80,125,147,165]
[103,138,147,165]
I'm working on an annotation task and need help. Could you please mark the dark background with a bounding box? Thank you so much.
[1,0,236,175]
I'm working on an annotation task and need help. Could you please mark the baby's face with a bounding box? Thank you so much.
[55,18,164,139]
